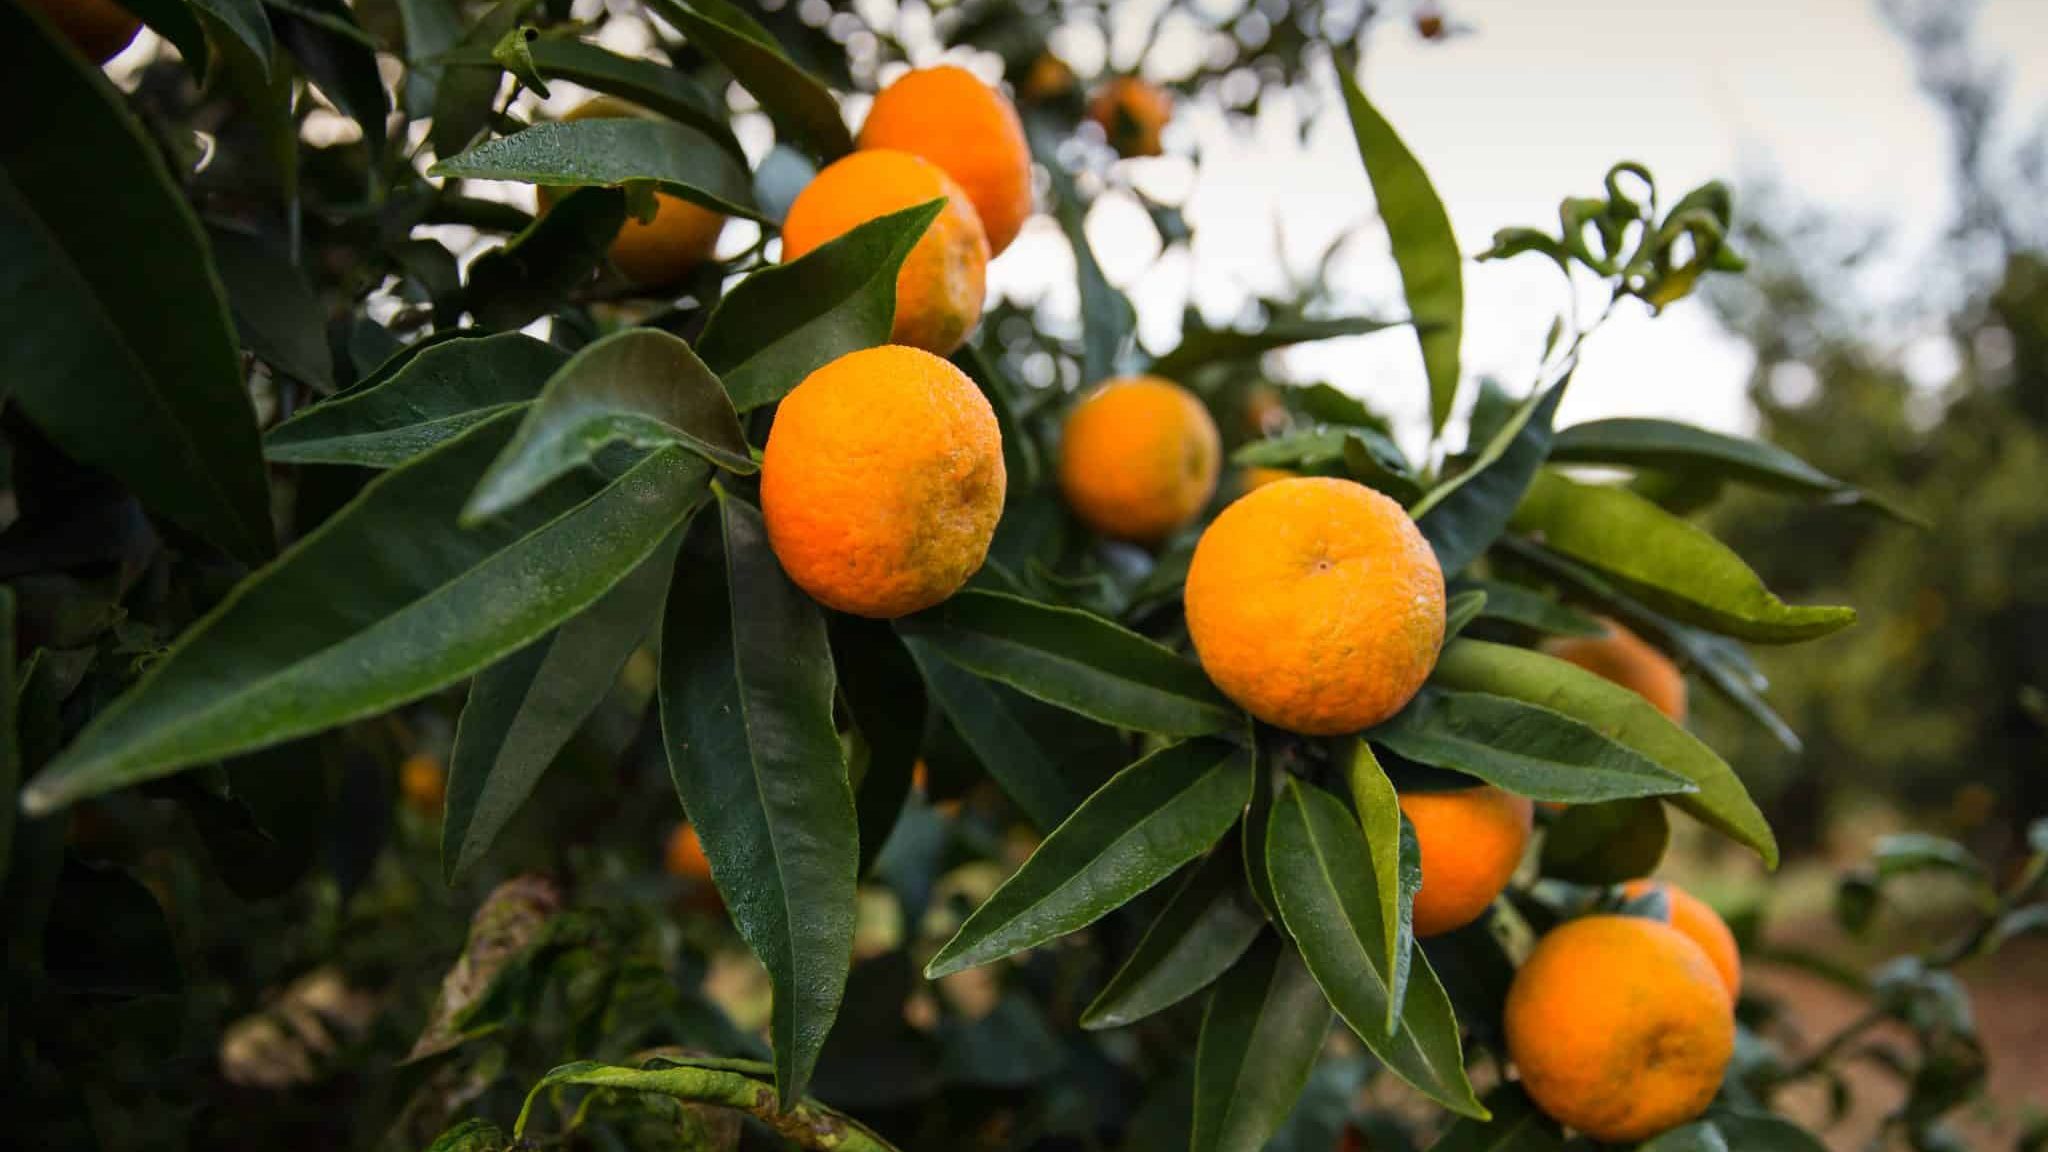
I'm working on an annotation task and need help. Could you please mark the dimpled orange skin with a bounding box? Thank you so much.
[1543,617,1688,723]
[1400,786,1534,937]
[761,346,1006,619]
[1623,879,1743,999]
[536,99,726,286]
[858,66,1033,257]
[28,0,139,62]
[1506,915,1735,1143]
[1087,77,1173,158]
[1185,477,1445,734]
[1059,376,1221,543]
[782,150,990,356]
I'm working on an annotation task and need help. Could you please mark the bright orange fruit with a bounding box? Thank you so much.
[1058,376,1221,543]
[1400,786,1533,937]
[858,65,1033,256]
[1621,879,1742,998]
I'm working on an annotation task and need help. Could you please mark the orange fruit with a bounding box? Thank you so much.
[1506,915,1735,1143]
[1542,617,1687,723]
[1185,477,1445,734]
[665,824,712,879]
[1020,52,1078,103]
[537,98,726,286]
[1400,786,1533,937]
[399,753,446,814]
[1621,879,1742,998]
[1235,466,1296,497]
[1058,376,1221,543]
[1087,76,1172,158]
[858,65,1033,257]
[781,149,989,356]
[28,0,139,62]
[761,345,1006,618]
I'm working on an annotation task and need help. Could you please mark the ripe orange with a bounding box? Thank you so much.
[1087,76,1173,158]
[1186,477,1445,734]
[1020,52,1078,104]
[1542,617,1687,723]
[1400,786,1533,937]
[537,98,726,286]
[858,65,1033,257]
[1506,915,1734,1143]
[761,345,1006,618]
[1058,376,1221,543]
[665,824,712,879]
[28,0,139,62]
[1621,879,1742,998]
[781,150,990,356]
[1235,466,1296,498]
[399,753,446,814]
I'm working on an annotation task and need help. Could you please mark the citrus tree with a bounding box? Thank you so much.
[4,2,2043,1151]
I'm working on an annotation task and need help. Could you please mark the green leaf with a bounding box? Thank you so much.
[23,414,708,814]
[1345,741,1420,1031]
[1242,758,1279,919]
[830,616,925,877]
[659,493,856,1108]
[641,0,854,162]
[1373,689,1697,803]
[1444,589,1487,645]
[192,0,274,75]
[926,738,1254,977]
[490,25,549,97]
[269,0,388,156]
[427,0,539,158]
[120,0,211,83]
[1266,779,1487,1117]
[465,330,753,523]
[1872,833,1987,883]
[0,588,15,882]
[1081,843,1267,1030]
[900,639,1083,829]
[1233,425,1421,503]
[1510,470,1856,643]
[442,530,682,883]
[394,0,462,115]
[954,341,1044,492]
[464,186,628,332]
[512,1059,898,1151]
[1336,56,1462,435]
[433,119,760,219]
[206,224,333,389]
[0,10,275,565]
[1191,935,1334,1152]
[1427,1084,1567,1151]
[1702,1110,1827,1152]
[1032,121,1134,383]
[1412,376,1566,576]
[1431,639,1777,866]
[421,1119,505,1152]
[697,201,941,411]
[1152,316,1406,382]
[1539,798,1671,884]
[1638,1122,1730,1152]
[896,590,1240,738]
[1455,577,1604,638]
[522,37,741,158]
[266,334,567,467]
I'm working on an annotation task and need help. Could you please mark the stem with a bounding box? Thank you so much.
[1779,1004,1886,1082]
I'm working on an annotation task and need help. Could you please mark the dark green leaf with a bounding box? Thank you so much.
[1455,577,1604,638]
[0,10,274,565]
[1081,843,1266,1029]
[1872,833,1986,883]
[659,493,856,1107]
[464,186,627,332]
[270,0,388,156]
[926,738,1254,977]
[896,590,1240,738]
[1033,120,1134,383]
[523,37,741,158]
[442,530,682,883]
[1637,1121,1730,1152]
[1266,779,1487,1117]
[421,1119,505,1152]
[900,639,1082,829]
[1431,639,1777,866]
[1345,741,1419,1031]
[1336,56,1461,435]
[510,1059,892,1149]
[1539,798,1671,884]
[1412,376,1566,576]
[1444,590,1486,645]
[23,414,709,813]
[393,0,462,115]
[641,0,854,161]
[191,0,273,75]
[122,0,212,82]
[0,588,14,881]
[206,224,333,389]
[698,201,941,411]
[1243,758,1279,920]
[428,0,541,159]
[1510,470,1856,643]
[265,333,567,467]
[1373,689,1696,803]
[490,25,549,97]
[1428,1084,1566,1151]
[1191,935,1334,1152]
[1703,1110,1827,1152]
[433,119,760,219]
[830,616,925,877]
[1152,316,1405,381]
[954,340,1044,491]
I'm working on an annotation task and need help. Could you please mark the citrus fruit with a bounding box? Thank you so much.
[761,345,1006,618]
[30,0,139,62]
[858,65,1033,256]
[1058,376,1220,542]
[1400,786,1533,936]
[1088,76,1173,158]
[781,149,990,356]
[399,753,446,814]
[1543,617,1687,723]
[1020,52,1078,103]
[1235,466,1296,497]
[1185,477,1445,734]
[536,98,726,287]
[665,824,712,879]
[1621,879,1742,998]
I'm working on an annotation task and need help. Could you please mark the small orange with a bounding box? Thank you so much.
[1621,879,1742,999]
[1399,786,1533,937]
[1019,52,1078,103]
[538,98,726,286]
[1087,76,1173,158]
[858,65,1033,257]
[665,824,712,879]
[1542,617,1687,723]
[1185,477,1445,734]
[1058,376,1221,543]
[781,150,989,356]
[761,345,1006,618]
[1235,466,1296,497]
[1506,915,1735,1143]
[399,753,446,814]
[28,0,139,62]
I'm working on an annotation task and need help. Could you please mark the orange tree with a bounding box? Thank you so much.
[3,2,2044,1151]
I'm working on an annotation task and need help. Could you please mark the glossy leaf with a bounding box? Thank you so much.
[1337,57,1461,435]
[1412,376,1566,576]
[270,0,388,156]
[1373,689,1696,803]
[1152,315,1406,381]
[1081,844,1267,1029]
[1444,589,1487,645]
[1266,779,1487,1117]
[831,616,925,876]
[121,0,211,83]
[465,186,628,332]
[642,0,855,161]
[1638,1122,1731,1152]
[23,414,709,814]
[433,118,760,219]
[1702,1111,1828,1152]
[265,334,567,467]
[442,530,683,883]
[901,639,1083,830]
[1427,1084,1567,1151]
[660,494,856,1107]
[0,11,274,565]
[1510,470,1856,643]
[394,0,463,115]
[511,1059,895,1150]
[896,590,1240,738]
[427,0,538,158]
[1431,639,1778,866]
[192,0,273,74]
[1539,798,1671,884]
[926,739,1254,977]
[206,224,333,389]
[1456,577,1604,638]
[1190,935,1334,1152]
[1346,741,1420,1031]
[523,38,740,157]
[698,201,941,410]
[1242,760,1279,920]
